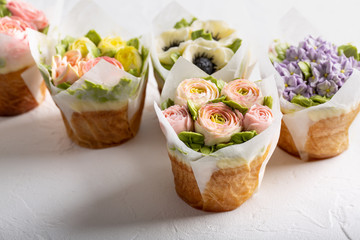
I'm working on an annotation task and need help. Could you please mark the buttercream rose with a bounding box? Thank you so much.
[51,55,79,86]
[174,78,219,109]
[162,105,193,134]
[195,102,242,145]
[243,104,273,134]
[6,1,48,30]
[79,56,124,76]
[221,79,263,108]
[0,16,34,40]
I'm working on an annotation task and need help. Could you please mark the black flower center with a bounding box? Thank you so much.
[193,54,216,74]
[162,40,184,52]
[207,31,220,41]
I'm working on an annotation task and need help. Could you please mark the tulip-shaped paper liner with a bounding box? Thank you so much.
[259,9,360,160]
[0,0,62,115]
[155,57,282,211]
[150,1,255,92]
[27,0,150,148]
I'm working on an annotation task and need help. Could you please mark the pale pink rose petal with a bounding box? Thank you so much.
[221,79,263,108]
[174,78,219,109]
[7,1,48,30]
[52,55,80,86]
[243,104,273,134]
[80,56,124,76]
[64,50,82,67]
[162,105,193,134]
[195,102,242,145]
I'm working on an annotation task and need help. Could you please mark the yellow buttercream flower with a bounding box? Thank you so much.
[69,37,98,58]
[115,46,142,75]
[98,36,125,57]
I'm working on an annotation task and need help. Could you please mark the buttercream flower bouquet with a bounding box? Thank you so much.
[27,0,149,148]
[151,2,253,92]
[155,58,281,212]
[263,11,360,160]
[0,0,49,116]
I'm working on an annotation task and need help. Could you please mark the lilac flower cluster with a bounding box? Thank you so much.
[273,36,360,101]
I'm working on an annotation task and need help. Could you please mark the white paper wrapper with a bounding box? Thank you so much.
[0,0,61,106]
[150,1,254,91]
[258,9,360,160]
[155,57,282,209]
[27,0,150,147]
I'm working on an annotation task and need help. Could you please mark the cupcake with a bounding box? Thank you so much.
[151,2,253,92]
[269,35,360,160]
[0,0,49,116]
[27,2,149,149]
[155,58,281,212]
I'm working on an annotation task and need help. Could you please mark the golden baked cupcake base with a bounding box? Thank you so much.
[168,145,271,212]
[278,104,360,160]
[0,66,46,116]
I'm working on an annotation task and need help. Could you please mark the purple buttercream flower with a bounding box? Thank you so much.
[273,35,359,102]
[316,80,338,97]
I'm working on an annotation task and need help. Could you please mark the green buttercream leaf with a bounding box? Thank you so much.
[191,29,212,41]
[298,61,312,81]
[38,63,51,89]
[85,30,102,46]
[40,25,49,35]
[291,94,313,107]
[174,17,197,29]
[101,49,116,57]
[128,68,139,77]
[189,143,202,152]
[231,130,257,144]
[223,100,248,115]
[55,45,66,56]
[140,46,149,73]
[200,145,215,155]
[178,131,204,145]
[161,98,174,110]
[310,95,331,104]
[263,96,273,109]
[274,41,289,61]
[216,142,234,150]
[203,76,226,92]
[226,38,242,53]
[60,36,75,51]
[160,62,173,70]
[187,100,198,120]
[0,5,11,18]
[338,44,359,60]
[210,95,227,103]
[57,82,71,90]
[126,38,140,50]
[170,52,180,63]
[67,78,135,102]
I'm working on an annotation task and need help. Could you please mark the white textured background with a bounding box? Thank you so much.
[1,0,360,239]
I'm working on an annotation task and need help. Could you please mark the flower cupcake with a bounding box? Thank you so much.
[269,35,360,160]
[155,58,281,212]
[28,2,149,149]
[0,0,49,116]
[151,2,252,92]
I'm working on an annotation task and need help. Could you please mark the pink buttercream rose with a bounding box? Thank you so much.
[195,102,242,145]
[162,105,193,134]
[78,56,124,76]
[51,55,80,86]
[174,78,219,110]
[221,79,263,108]
[243,104,273,134]
[0,16,34,40]
[7,1,48,30]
